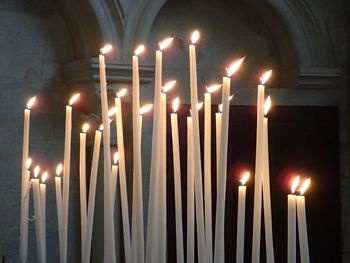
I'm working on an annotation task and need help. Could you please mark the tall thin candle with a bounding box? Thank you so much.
[288,176,300,263]
[40,172,48,262]
[55,164,63,260]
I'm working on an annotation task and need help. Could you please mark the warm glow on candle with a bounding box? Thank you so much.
[159,37,174,50]
[140,104,153,115]
[197,101,203,110]
[26,158,32,169]
[299,178,311,195]
[34,166,40,178]
[260,70,272,85]
[207,84,222,93]
[291,176,300,194]
[226,57,245,77]
[172,97,180,113]
[191,30,200,44]
[218,104,222,113]
[162,80,176,93]
[56,164,63,176]
[264,96,271,116]
[108,107,117,117]
[69,93,80,106]
[27,97,37,109]
[240,171,250,185]
[100,44,113,55]
[135,45,145,56]
[82,123,89,133]
[113,152,119,165]
[117,88,127,98]
[99,124,104,131]
[41,172,48,183]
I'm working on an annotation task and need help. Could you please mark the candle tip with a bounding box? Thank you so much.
[27,96,37,109]
[99,124,104,131]
[298,178,311,195]
[207,84,222,93]
[172,97,180,113]
[69,93,80,106]
[226,57,245,77]
[113,152,119,164]
[82,123,90,133]
[34,165,40,178]
[117,88,127,98]
[140,104,153,115]
[135,44,145,56]
[291,176,300,194]
[191,30,200,44]
[197,101,203,110]
[56,164,62,176]
[162,80,176,93]
[240,171,250,185]
[260,70,272,85]
[264,96,272,116]
[108,107,117,117]
[41,172,48,183]
[159,37,174,51]
[100,44,113,55]
[26,158,32,170]
[218,104,222,112]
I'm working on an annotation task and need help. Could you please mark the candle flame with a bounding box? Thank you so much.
[41,171,48,183]
[172,97,180,113]
[227,57,245,77]
[82,123,89,133]
[26,158,32,169]
[34,165,40,178]
[108,107,117,117]
[229,94,234,101]
[264,96,271,116]
[117,88,127,98]
[197,101,203,110]
[218,104,222,112]
[191,30,200,44]
[113,152,119,164]
[299,178,311,195]
[207,84,222,93]
[159,37,174,50]
[260,70,272,85]
[162,80,176,93]
[56,164,62,176]
[99,124,104,131]
[140,104,153,115]
[291,176,300,194]
[240,171,250,185]
[69,93,80,106]
[100,44,113,55]
[135,45,145,56]
[27,96,37,109]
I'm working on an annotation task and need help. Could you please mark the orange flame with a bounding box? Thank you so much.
[108,107,117,117]
[191,30,200,44]
[41,172,48,183]
[135,45,145,56]
[227,57,245,77]
[240,171,250,185]
[82,123,89,133]
[99,124,104,131]
[218,104,222,112]
[34,166,40,178]
[56,164,63,176]
[140,104,153,115]
[260,70,272,85]
[69,93,80,106]
[100,44,113,55]
[27,96,36,109]
[172,97,180,113]
[113,152,119,164]
[26,158,32,170]
[264,96,271,116]
[162,80,176,93]
[207,84,222,93]
[291,176,300,194]
[197,101,203,110]
[117,88,127,98]
[299,178,311,195]
[159,37,174,51]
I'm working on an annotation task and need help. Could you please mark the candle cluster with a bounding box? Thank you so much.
[19,30,313,263]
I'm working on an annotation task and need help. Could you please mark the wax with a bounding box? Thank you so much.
[33,178,44,262]
[297,196,310,263]
[79,132,87,248]
[215,111,222,190]
[111,165,118,209]
[40,183,47,262]
[55,176,63,258]
[288,194,297,263]
[236,185,247,263]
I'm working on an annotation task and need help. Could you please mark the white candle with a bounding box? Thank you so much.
[62,93,80,262]
[40,172,48,262]
[189,30,206,262]
[171,98,184,263]
[79,123,89,252]
[262,97,274,262]
[55,164,63,260]
[215,110,222,190]
[111,153,119,210]
[186,116,195,263]
[32,166,44,263]
[236,172,250,263]
[146,37,173,263]
[288,176,300,263]
[214,58,244,263]
[115,91,132,263]
[297,178,311,263]
[83,129,102,263]
[20,96,36,263]
[252,70,271,263]
[99,44,116,263]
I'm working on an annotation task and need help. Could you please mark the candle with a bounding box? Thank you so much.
[146,37,173,263]
[111,152,119,209]
[99,44,116,263]
[262,96,275,262]
[288,176,300,263]
[252,70,271,263]
[236,172,250,263]
[214,57,244,263]
[40,171,48,262]
[55,164,63,260]
[189,30,206,262]
[20,96,36,263]
[32,166,44,263]
[186,116,195,263]
[171,97,184,263]
[297,178,311,263]
[83,129,102,263]
[132,45,146,263]
[62,93,80,262]
[80,123,89,252]
[215,108,222,190]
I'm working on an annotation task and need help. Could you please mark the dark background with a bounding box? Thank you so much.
[165,105,341,262]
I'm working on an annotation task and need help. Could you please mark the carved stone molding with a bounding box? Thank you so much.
[299,67,341,89]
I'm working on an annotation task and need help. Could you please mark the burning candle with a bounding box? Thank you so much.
[147,37,174,263]
[214,57,244,263]
[288,176,300,263]
[297,178,311,263]
[40,171,48,262]
[171,97,184,263]
[236,172,250,263]
[20,96,36,263]
[204,84,221,262]
[62,93,80,262]
[111,152,119,210]
[252,70,272,263]
[55,163,63,260]
[83,127,102,263]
